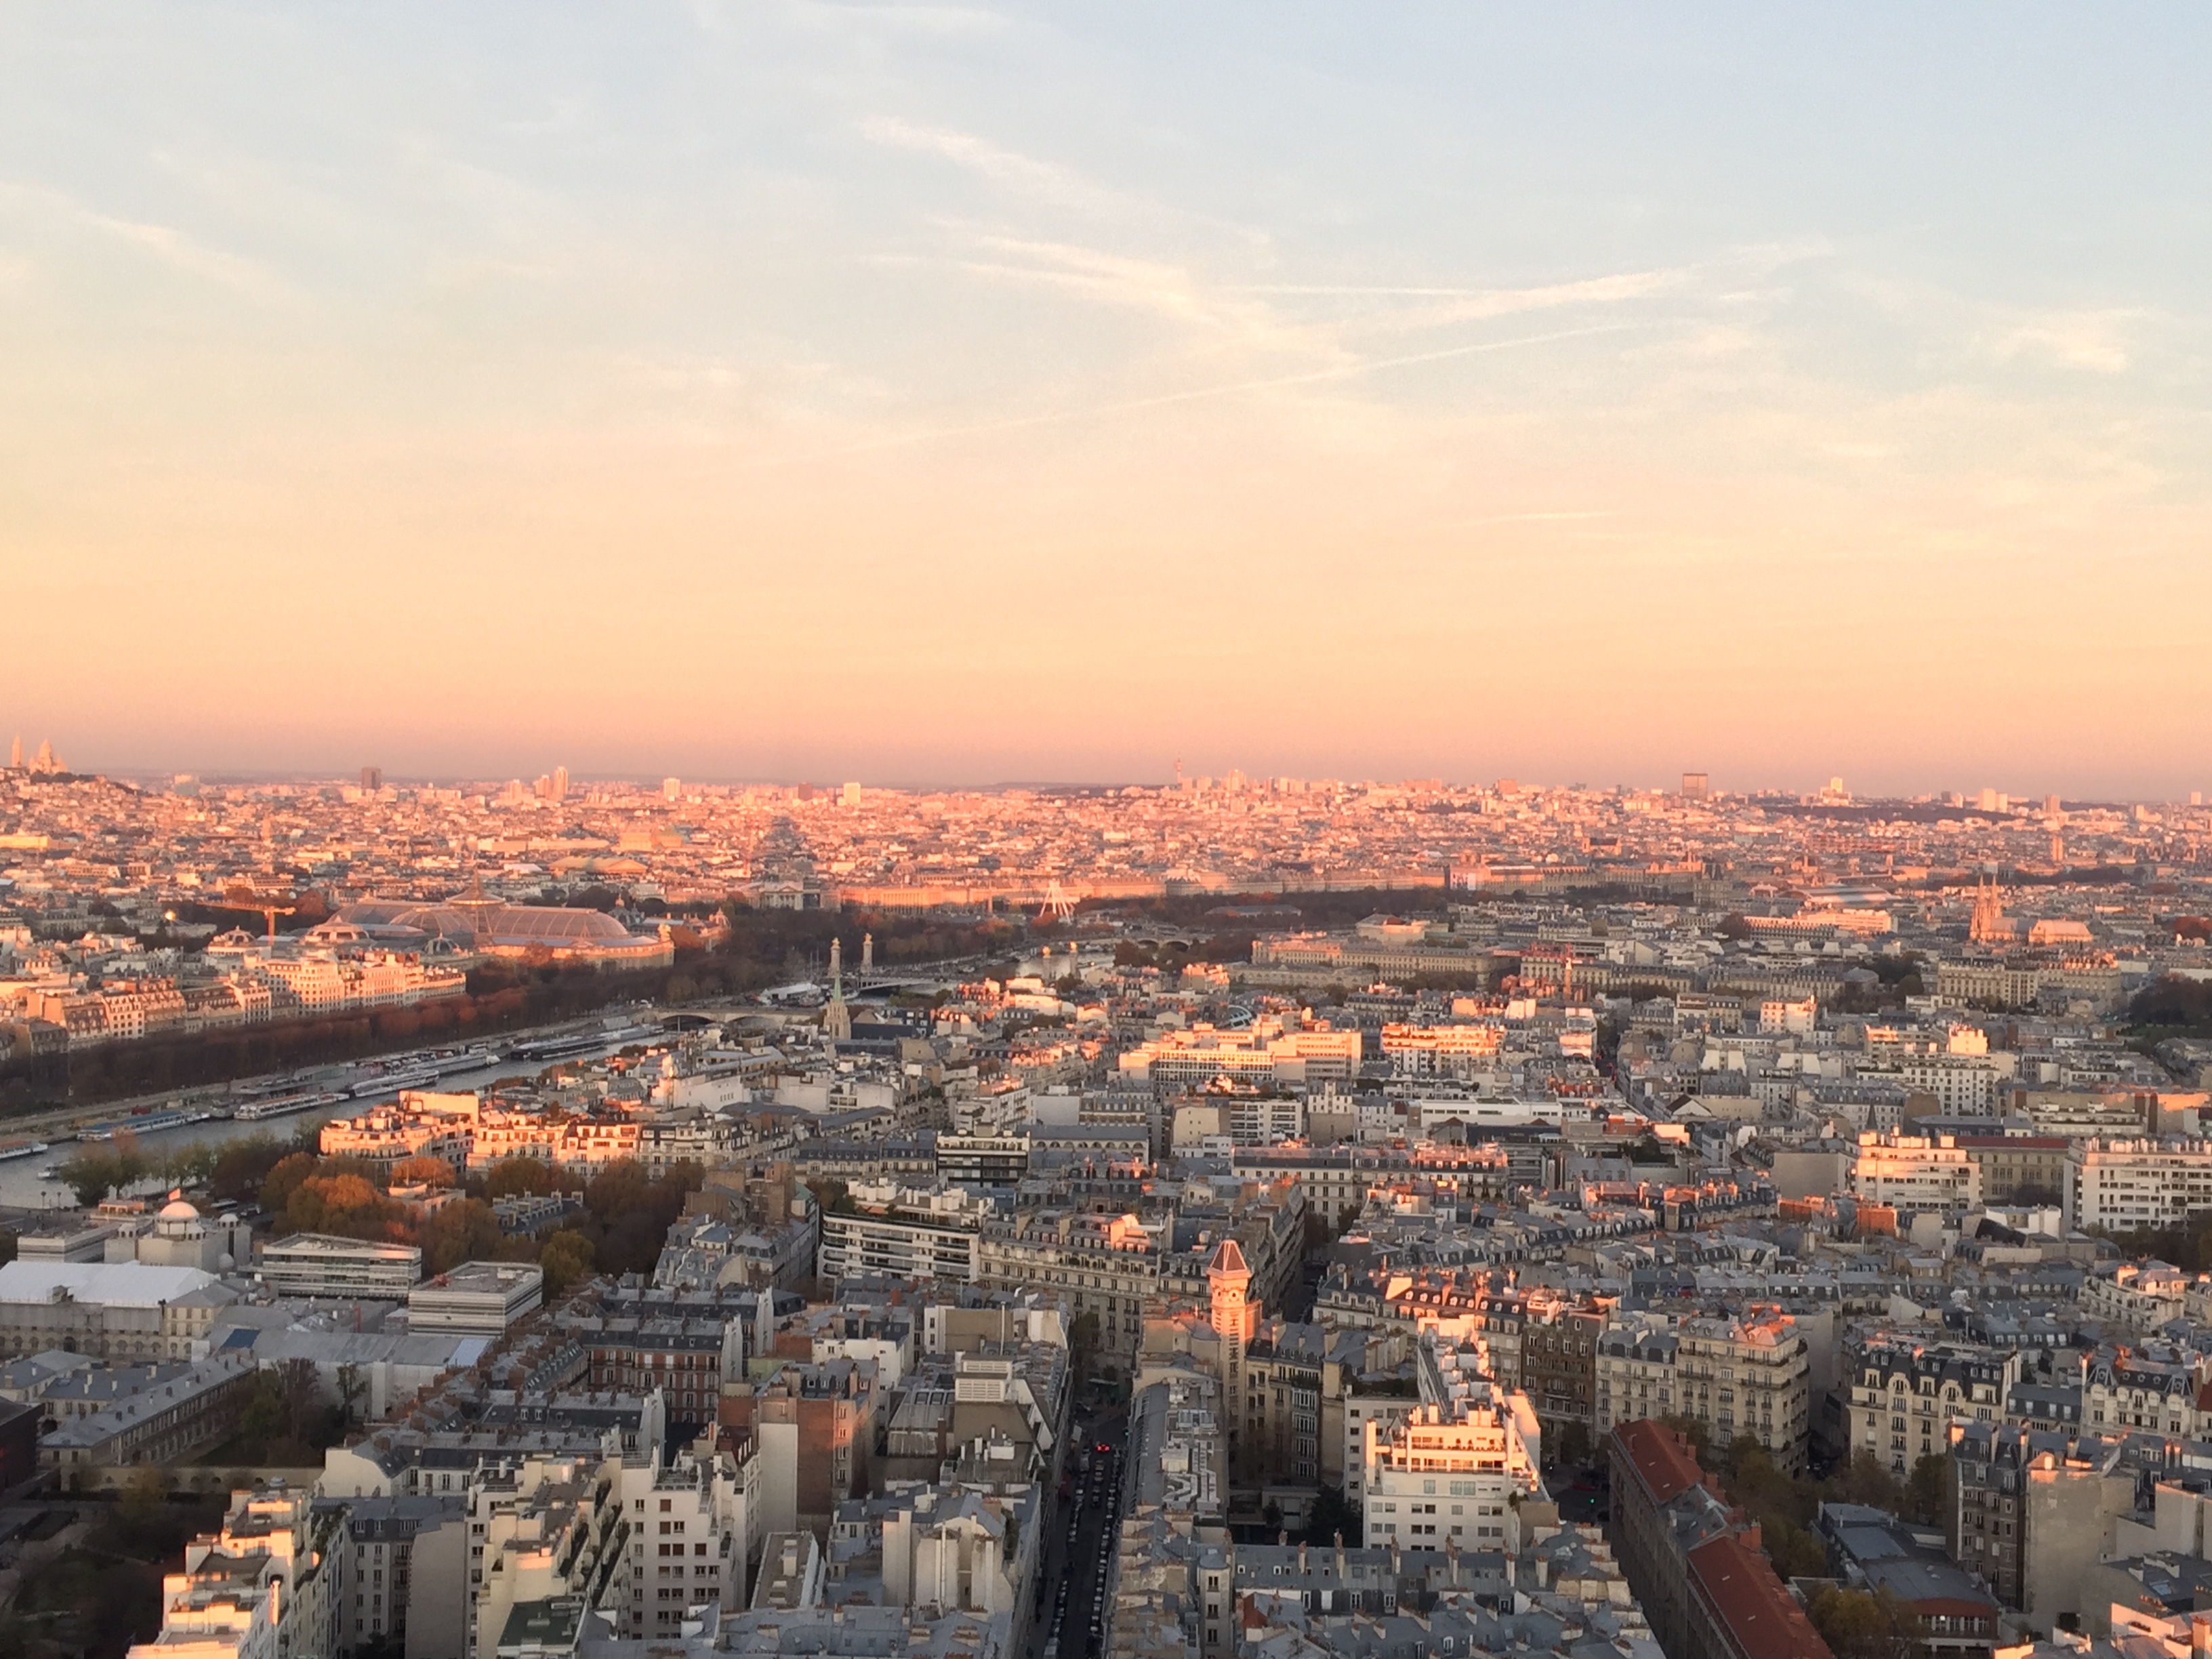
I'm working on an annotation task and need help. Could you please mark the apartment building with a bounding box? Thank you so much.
[1598,1309,1811,1473]
[2078,1262,2192,1333]
[815,1183,989,1285]
[125,1488,347,1659]
[1359,1390,1543,1554]
[977,1211,1162,1361]
[603,1451,750,1643]
[1950,1422,2137,1633]
[1843,1336,2018,1475]
[1519,1296,1605,1430]
[1898,1057,2004,1114]
[1608,1420,1833,1659]
[337,1495,468,1658]
[2066,1139,2212,1233]
[2079,1345,2209,1437]
[1957,1135,2070,1205]
[1853,1131,1980,1213]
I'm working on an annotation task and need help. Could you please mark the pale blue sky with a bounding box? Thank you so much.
[3,4,2208,792]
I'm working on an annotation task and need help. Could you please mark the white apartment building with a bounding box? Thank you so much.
[815,1183,990,1284]
[2066,1139,2212,1234]
[1359,1391,1543,1555]
[1898,1056,2004,1114]
[1227,1095,1305,1147]
[1852,1131,1981,1213]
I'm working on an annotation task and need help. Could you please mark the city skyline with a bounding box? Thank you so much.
[7,5,2211,790]
[9,729,2212,808]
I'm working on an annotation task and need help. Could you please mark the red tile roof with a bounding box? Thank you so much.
[1687,1532,1833,1659]
[1613,1418,1708,1507]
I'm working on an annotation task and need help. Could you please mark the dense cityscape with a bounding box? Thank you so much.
[9,9,2206,1659]
[2,745,2212,1659]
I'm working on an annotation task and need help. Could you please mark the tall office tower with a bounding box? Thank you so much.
[663,776,681,802]
[8,737,20,770]
[842,780,861,807]
[552,765,569,801]
[361,765,382,790]
[1681,771,1709,802]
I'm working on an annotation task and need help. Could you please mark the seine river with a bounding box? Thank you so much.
[0,1040,632,1212]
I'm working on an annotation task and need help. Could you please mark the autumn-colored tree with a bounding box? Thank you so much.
[287,1173,407,1240]
[260,1151,321,1215]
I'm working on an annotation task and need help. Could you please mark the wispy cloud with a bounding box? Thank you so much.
[0,178,286,300]
[1990,309,2141,375]
[879,231,1332,358]
[774,321,1646,464]
[861,117,1129,216]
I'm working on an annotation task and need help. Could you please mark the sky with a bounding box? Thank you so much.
[3,3,2209,796]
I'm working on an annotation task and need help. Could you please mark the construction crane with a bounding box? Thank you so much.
[218,886,298,942]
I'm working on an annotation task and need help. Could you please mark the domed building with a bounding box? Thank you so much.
[133,1193,252,1275]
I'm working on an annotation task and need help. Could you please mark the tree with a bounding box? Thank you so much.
[483,1156,561,1199]
[260,1151,321,1216]
[540,1231,596,1298]
[335,1361,369,1425]
[117,1462,169,1529]
[1839,1452,1905,1512]
[1548,1420,1593,1471]
[417,1199,502,1276]
[1904,1452,1950,1526]
[1808,1586,1910,1659]
[58,1145,146,1208]
[1303,1483,1359,1546]
[208,1134,289,1202]
[276,1357,325,1444]
[240,1372,286,1457]
[391,1155,456,1189]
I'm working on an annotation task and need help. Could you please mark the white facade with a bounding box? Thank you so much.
[2066,1139,2212,1233]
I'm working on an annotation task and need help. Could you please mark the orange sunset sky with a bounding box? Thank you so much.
[3,5,2209,796]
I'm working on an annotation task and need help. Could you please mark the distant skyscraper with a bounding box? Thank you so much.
[552,765,569,802]
[663,776,681,802]
[1681,771,1709,802]
[8,736,20,770]
[842,780,860,807]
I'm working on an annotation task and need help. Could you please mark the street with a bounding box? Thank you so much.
[1031,1406,1126,1659]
